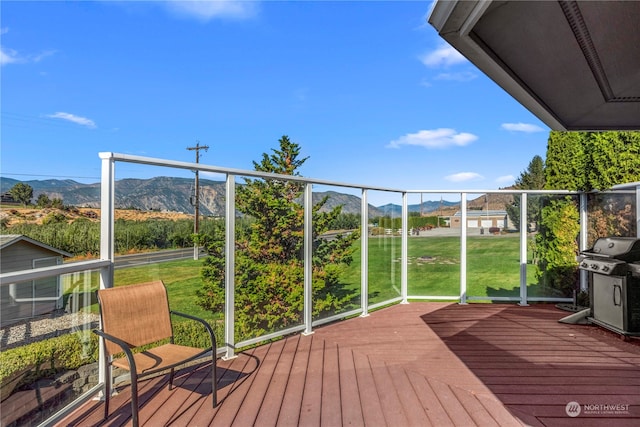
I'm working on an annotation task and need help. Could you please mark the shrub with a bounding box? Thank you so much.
[172,317,223,349]
[0,332,98,392]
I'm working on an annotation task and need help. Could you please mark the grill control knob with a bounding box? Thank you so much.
[591,264,599,270]
[581,262,589,268]
[602,265,610,272]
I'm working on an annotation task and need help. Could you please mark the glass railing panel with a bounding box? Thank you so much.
[311,185,362,322]
[367,191,403,305]
[527,194,580,299]
[0,172,101,262]
[0,268,101,426]
[407,193,461,298]
[232,175,304,342]
[111,166,226,347]
[466,192,521,300]
[586,191,637,246]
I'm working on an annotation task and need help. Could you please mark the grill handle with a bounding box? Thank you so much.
[613,284,622,307]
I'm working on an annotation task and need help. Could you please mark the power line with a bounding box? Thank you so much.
[1,172,101,180]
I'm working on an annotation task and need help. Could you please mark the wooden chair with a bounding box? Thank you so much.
[94,281,217,427]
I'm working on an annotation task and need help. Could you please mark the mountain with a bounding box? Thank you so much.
[1,177,385,216]
[1,177,517,217]
[376,200,460,217]
[1,176,226,215]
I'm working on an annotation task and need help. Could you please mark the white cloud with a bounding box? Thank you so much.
[496,175,515,184]
[419,43,467,68]
[445,172,484,183]
[1,27,55,67]
[0,47,19,66]
[434,71,477,82]
[501,122,545,133]
[387,128,478,149]
[46,112,96,128]
[0,46,55,67]
[164,0,258,21]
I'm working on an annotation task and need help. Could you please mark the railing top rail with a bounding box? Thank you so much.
[0,259,111,286]
[101,152,640,196]
[405,189,581,195]
[99,152,404,193]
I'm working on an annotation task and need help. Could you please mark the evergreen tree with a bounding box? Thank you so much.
[9,183,33,206]
[585,131,640,190]
[545,132,586,190]
[197,136,360,339]
[506,155,545,231]
[537,131,640,296]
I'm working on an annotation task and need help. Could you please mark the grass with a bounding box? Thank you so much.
[339,234,547,301]
[63,234,556,328]
[61,259,213,321]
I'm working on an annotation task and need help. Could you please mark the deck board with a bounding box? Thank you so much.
[59,302,640,426]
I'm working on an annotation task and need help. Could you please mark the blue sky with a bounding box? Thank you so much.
[1,1,550,204]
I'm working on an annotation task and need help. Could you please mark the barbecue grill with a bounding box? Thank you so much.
[579,237,640,336]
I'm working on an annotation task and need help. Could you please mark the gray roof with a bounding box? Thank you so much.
[453,210,507,218]
[0,234,73,257]
[429,1,640,130]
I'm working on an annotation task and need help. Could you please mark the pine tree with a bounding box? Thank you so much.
[197,136,360,339]
[506,155,545,231]
[9,183,34,206]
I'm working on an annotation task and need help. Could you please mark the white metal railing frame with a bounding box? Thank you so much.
[1,152,636,426]
[0,259,112,427]
[96,153,638,347]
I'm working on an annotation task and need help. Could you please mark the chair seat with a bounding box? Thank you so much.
[112,343,206,375]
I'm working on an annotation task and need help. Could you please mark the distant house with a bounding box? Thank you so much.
[1,191,17,204]
[0,235,72,327]
[450,210,510,230]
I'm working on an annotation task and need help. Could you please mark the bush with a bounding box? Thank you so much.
[0,332,98,392]
[172,317,223,349]
[534,198,580,297]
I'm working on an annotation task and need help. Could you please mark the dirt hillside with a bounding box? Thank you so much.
[0,206,192,227]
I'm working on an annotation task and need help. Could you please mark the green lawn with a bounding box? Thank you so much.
[63,234,556,327]
[338,234,546,301]
[61,259,212,321]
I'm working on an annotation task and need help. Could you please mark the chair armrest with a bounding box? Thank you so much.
[94,329,138,373]
[170,311,217,352]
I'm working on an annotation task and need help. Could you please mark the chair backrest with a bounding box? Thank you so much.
[97,281,174,356]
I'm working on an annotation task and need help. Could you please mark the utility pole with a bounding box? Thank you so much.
[187,141,209,260]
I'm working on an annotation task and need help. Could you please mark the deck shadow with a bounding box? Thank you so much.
[420,304,640,426]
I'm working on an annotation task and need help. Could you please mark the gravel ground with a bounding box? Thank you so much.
[0,310,99,350]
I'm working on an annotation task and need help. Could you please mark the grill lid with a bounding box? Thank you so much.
[586,237,640,262]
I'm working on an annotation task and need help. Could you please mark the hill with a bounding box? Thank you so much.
[1,177,513,218]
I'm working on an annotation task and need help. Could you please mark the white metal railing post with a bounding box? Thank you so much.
[224,175,236,359]
[361,189,369,316]
[579,192,589,292]
[401,192,408,304]
[636,185,640,238]
[303,183,314,335]
[98,152,115,289]
[519,193,529,306]
[460,192,467,304]
[98,152,116,397]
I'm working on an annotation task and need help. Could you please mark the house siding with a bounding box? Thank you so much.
[1,240,65,327]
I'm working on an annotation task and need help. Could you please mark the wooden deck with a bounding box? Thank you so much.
[60,303,640,426]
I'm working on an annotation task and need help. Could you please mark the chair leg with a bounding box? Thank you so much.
[169,367,175,390]
[212,353,217,407]
[104,360,111,420]
[130,372,139,427]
